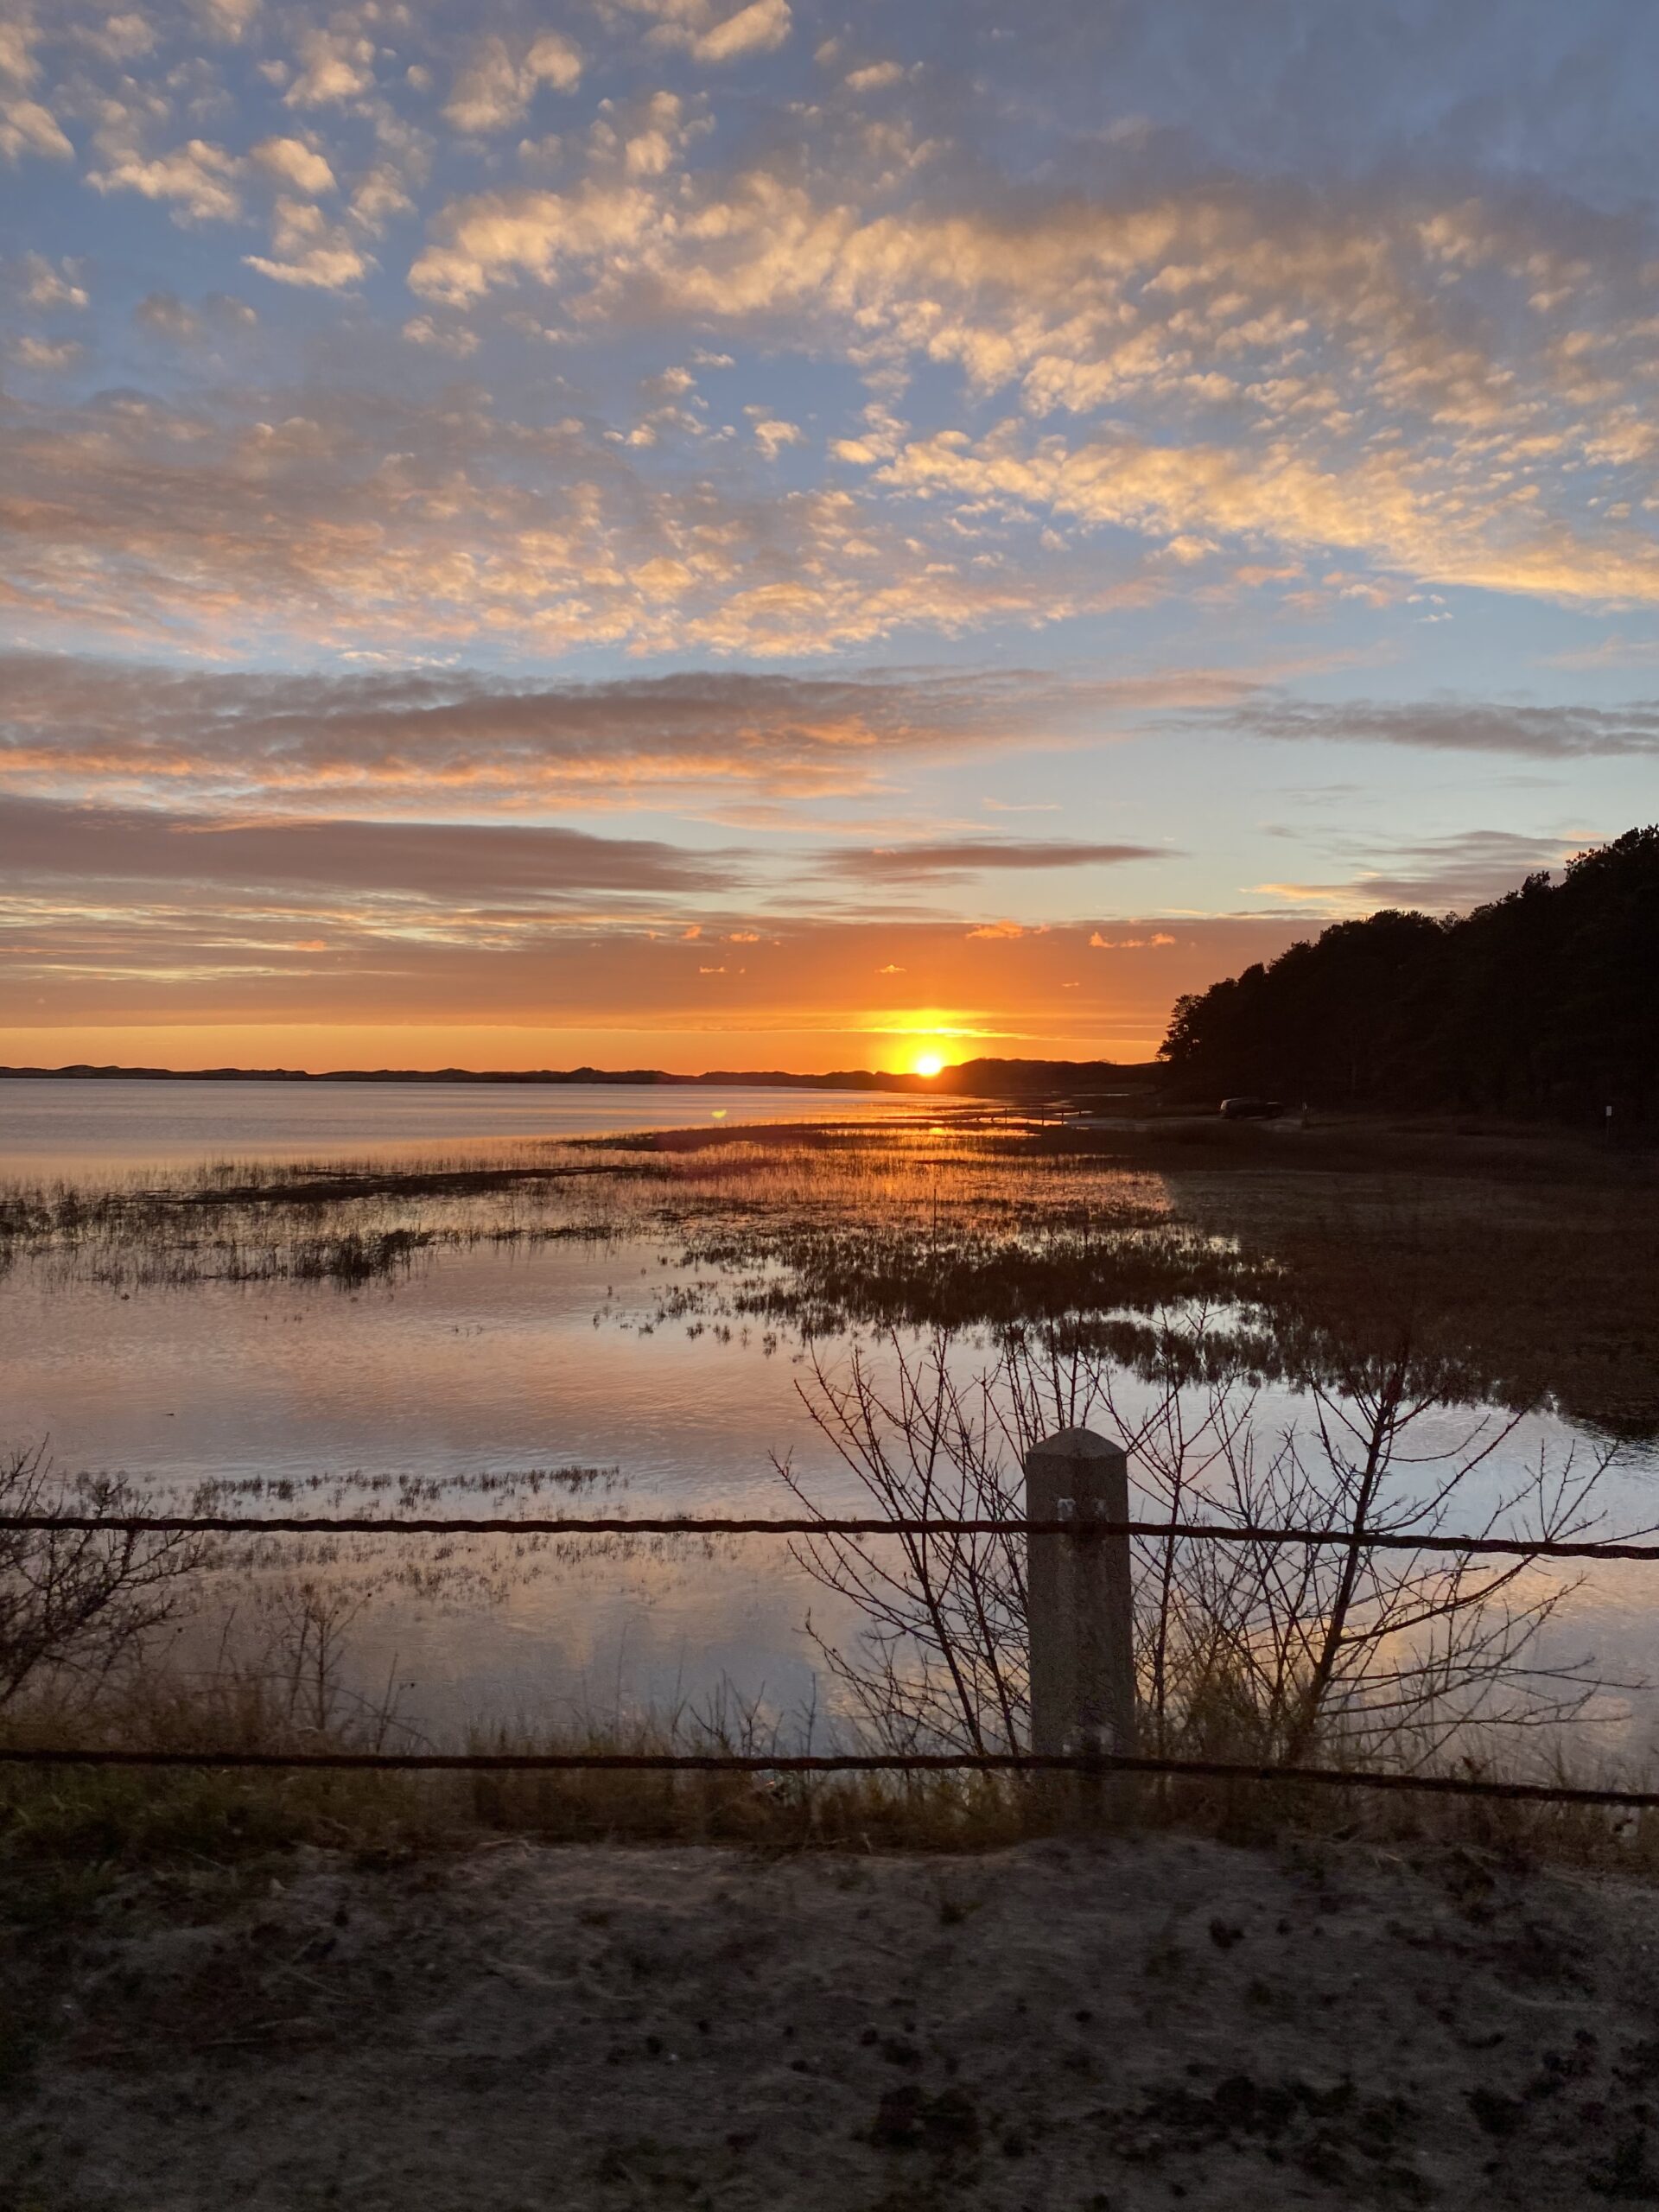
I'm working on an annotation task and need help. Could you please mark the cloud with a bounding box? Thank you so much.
[1543,635,1659,671]
[284,28,376,108]
[844,61,904,92]
[0,655,1252,817]
[0,20,31,79]
[0,796,731,904]
[402,315,480,356]
[752,416,802,460]
[88,138,243,224]
[19,252,86,308]
[689,0,791,64]
[1255,830,1591,913]
[0,828,1304,1054]
[349,162,416,236]
[823,839,1166,882]
[0,378,1189,656]
[1225,694,1659,758]
[444,33,582,133]
[250,136,338,196]
[408,177,675,306]
[193,0,260,40]
[626,0,791,67]
[879,421,1659,609]
[0,18,71,164]
[406,150,1659,608]
[2,102,78,162]
[74,11,156,63]
[244,199,370,290]
[134,290,257,343]
[9,334,83,372]
[9,1,1659,1067]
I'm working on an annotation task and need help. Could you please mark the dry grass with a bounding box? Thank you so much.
[4,1668,1657,1899]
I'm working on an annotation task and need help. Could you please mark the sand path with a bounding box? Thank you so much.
[4,1831,1657,2208]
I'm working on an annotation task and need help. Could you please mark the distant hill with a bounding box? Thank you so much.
[1159,826,1658,1122]
[0,1057,1160,1098]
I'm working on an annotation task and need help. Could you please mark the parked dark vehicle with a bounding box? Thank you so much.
[1219,1096,1286,1121]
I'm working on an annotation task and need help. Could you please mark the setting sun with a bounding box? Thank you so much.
[912,1052,946,1078]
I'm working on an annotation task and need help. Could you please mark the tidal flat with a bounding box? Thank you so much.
[2,1112,1655,1757]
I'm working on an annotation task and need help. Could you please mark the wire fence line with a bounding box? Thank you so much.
[5,1510,1659,1561]
[2,1742,1656,1810]
[10,1502,1656,1811]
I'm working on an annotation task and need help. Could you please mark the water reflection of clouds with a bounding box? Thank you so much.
[7,1221,1650,1745]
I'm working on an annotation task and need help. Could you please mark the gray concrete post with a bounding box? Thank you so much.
[1025,1428,1137,1765]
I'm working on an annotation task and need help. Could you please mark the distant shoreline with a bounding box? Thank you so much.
[0,1058,1159,1098]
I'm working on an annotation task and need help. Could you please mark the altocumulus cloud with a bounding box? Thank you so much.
[12,5,1659,659]
[0,378,1165,660]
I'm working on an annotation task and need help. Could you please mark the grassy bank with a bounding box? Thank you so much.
[5,1699,1656,1891]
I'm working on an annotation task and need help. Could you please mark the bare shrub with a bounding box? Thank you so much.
[0,1443,210,1708]
[779,1337,1030,1756]
[778,1319,1618,1769]
[173,1580,413,1752]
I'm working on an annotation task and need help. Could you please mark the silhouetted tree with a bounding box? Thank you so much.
[1160,827,1657,1121]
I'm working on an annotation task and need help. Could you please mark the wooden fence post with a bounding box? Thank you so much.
[1025,1428,1136,1812]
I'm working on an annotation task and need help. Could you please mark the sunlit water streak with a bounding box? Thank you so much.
[0,1077,938,1182]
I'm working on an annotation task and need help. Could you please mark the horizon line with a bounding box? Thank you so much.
[0,1057,1161,1090]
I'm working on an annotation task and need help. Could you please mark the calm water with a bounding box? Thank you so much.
[4,1230,1653,1745]
[0,1077,935,1182]
[1,1238,863,1732]
[3,1084,1654,1755]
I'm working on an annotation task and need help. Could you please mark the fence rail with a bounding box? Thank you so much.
[4,1511,1656,1561]
[8,1446,1655,1815]
[2,1742,1656,1811]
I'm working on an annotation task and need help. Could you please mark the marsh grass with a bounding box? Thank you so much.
[0,1125,1236,1306]
[1175,1165,1659,1440]
[0,1148,670,1290]
[4,1116,1650,1433]
[4,1681,1657,1886]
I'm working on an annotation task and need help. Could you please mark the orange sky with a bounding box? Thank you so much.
[0,917,1306,1074]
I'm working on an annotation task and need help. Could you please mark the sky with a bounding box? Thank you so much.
[2,0,1656,1074]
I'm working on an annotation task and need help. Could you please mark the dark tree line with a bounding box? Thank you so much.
[1159,826,1658,1122]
